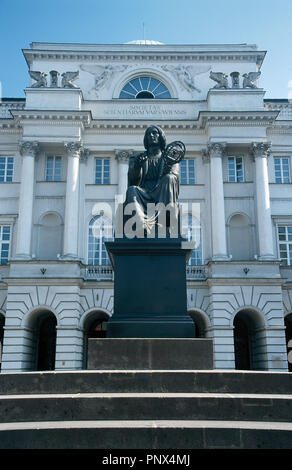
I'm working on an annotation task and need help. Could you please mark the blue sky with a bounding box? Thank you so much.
[0,0,292,98]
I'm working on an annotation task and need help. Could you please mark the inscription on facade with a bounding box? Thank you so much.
[102,103,188,119]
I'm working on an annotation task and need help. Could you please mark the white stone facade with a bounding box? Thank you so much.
[0,41,292,372]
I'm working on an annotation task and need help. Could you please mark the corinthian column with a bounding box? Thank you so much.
[115,150,132,202]
[16,141,39,259]
[63,141,83,259]
[204,142,229,260]
[251,142,275,260]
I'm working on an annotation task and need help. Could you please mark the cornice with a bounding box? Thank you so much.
[23,48,266,67]
[197,110,279,128]
[87,120,205,133]
[267,122,292,134]
[0,120,22,132]
[0,109,281,133]
[11,109,92,126]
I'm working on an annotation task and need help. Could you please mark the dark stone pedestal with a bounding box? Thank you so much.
[87,338,214,370]
[105,237,195,338]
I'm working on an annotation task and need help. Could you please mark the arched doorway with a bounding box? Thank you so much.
[233,309,266,370]
[36,313,57,371]
[26,310,57,371]
[82,311,110,368]
[284,313,292,372]
[0,314,5,371]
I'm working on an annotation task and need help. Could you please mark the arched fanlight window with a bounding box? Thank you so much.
[119,76,171,99]
[182,214,202,266]
[88,214,113,265]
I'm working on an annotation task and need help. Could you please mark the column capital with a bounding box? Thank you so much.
[202,142,227,163]
[251,141,271,160]
[64,141,83,158]
[19,141,39,157]
[115,149,134,162]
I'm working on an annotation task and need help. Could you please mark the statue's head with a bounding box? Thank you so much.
[143,125,166,151]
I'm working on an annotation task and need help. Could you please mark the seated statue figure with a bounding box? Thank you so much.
[124,125,185,236]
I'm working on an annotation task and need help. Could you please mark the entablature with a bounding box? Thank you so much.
[23,43,266,67]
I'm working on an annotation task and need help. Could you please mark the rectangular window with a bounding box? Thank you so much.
[180,159,195,184]
[274,157,290,183]
[278,226,292,265]
[0,157,14,182]
[46,156,62,181]
[95,159,110,184]
[228,157,244,182]
[0,226,11,265]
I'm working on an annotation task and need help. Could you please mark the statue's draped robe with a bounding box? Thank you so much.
[125,153,180,232]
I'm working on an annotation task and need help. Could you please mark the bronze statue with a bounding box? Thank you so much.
[124,125,185,235]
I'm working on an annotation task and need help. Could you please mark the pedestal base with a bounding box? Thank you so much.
[105,237,194,339]
[107,313,195,338]
[87,338,214,370]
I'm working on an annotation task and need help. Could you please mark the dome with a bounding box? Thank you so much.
[125,40,164,45]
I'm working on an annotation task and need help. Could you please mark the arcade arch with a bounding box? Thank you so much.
[0,313,5,371]
[188,309,210,338]
[25,308,57,371]
[233,308,266,370]
[82,309,110,368]
[284,313,292,372]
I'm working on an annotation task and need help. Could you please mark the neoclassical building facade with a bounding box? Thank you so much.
[0,40,292,372]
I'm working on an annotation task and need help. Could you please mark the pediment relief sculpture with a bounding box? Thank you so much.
[161,65,211,95]
[80,64,128,98]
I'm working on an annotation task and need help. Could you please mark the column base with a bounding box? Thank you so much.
[211,254,231,261]
[12,254,32,261]
[257,254,277,261]
[59,254,80,261]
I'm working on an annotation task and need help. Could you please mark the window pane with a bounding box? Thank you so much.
[88,216,113,265]
[95,159,110,184]
[274,157,291,183]
[120,76,171,99]
[0,225,10,265]
[46,156,62,182]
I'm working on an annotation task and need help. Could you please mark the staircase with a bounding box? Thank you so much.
[0,369,292,449]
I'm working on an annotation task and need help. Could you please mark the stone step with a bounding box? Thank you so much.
[1,370,291,395]
[1,392,292,423]
[0,420,292,449]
